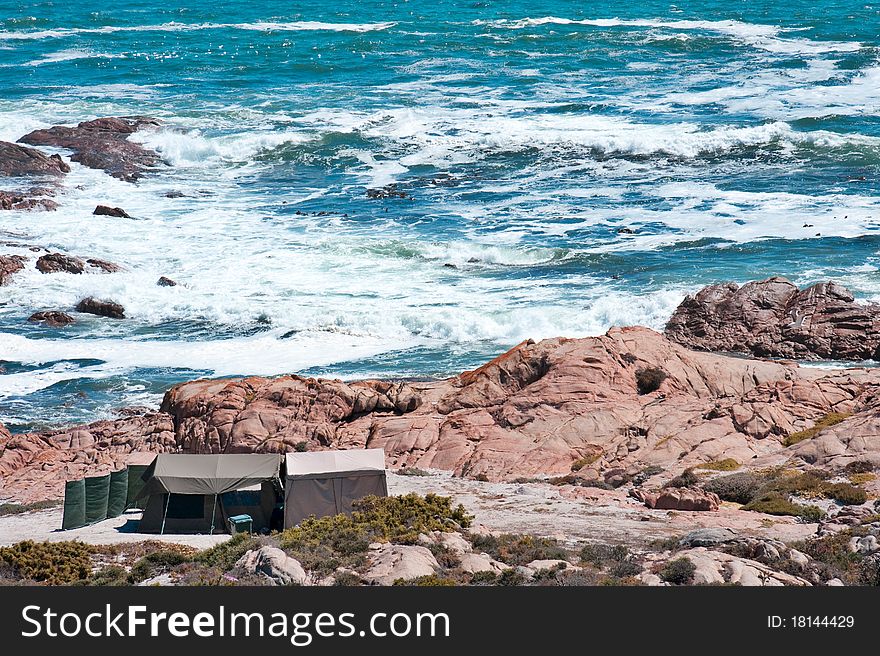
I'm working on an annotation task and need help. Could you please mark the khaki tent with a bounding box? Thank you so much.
[283,449,387,528]
[138,454,283,534]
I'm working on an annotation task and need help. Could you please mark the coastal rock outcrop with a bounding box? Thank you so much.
[28,311,76,327]
[0,255,26,285]
[5,327,880,502]
[0,141,69,177]
[36,253,85,274]
[75,297,126,319]
[19,117,162,182]
[93,205,130,218]
[0,189,59,211]
[665,277,880,360]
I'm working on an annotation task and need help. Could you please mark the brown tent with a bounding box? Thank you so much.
[137,454,282,534]
[283,449,387,528]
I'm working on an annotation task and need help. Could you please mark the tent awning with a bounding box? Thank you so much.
[285,449,386,479]
[143,453,282,496]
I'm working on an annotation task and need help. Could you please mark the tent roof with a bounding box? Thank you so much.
[285,449,386,478]
[144,453,282,496]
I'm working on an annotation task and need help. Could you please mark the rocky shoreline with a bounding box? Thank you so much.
[2,116,880,586]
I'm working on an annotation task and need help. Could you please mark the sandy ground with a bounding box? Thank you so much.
[0,471,816,549]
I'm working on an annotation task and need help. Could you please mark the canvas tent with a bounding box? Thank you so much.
[283,449,387,528]
[137,454,282,534]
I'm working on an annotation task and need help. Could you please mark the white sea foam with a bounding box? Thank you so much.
[23,48,125,66]
[474,16,862,54]
[298,106,878,174]
[0,21,396,40]
[130,127,310,166]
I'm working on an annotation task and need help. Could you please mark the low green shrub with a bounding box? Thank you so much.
[129,547,192,583]
[823,482,868,506]
[84,565,129,586]
[393,574,457,586]
[659,557,696,585]
[496,568,527,586]
[469,570,498,585]
[664,468,699,489]
[742,492,825,521]
[694,459,740,471]
[0,541,93,585]
[278,494,472,573]
[636,367,667,395]
[845,460,875,474]
[470,533,569,566]
[783,412,851,447]
[195,533,259,572]
[609,559,643,578]
[701,471,764,504]
[579,543,629,567]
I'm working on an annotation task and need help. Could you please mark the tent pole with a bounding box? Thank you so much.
[160,493,171,535]
[209,494,218,535]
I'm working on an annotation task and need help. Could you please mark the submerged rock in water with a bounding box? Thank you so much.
[665,277,880,361]
[28,311,76,327]
[76,297,126,319]
[36,252,85,274]
[93,204,131,218]
[19,116,162,182]
[156,276,177,287]
[0,254,26,285]
[0,141,69,177]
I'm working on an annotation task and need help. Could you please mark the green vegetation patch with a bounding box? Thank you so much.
[659,557,696,585]
[0,540,93,585]
[694,459,740,472]
[279,494,472,574]
[783,412,851,447]
[470,533,569,567]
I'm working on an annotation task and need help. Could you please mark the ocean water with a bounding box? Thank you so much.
[1,1,879,432]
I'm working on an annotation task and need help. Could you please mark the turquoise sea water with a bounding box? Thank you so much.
[1,1,879,431]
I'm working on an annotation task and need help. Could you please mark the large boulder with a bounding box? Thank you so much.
[0,141,69,177]
[362,543,439,585]
[630,486,721,511]
[234,547,310,586]
[19,117,162,182]
[665,277,880,360]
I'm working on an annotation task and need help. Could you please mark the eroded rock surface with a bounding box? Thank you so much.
[19,117,161,182]
[666,277,880,361]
